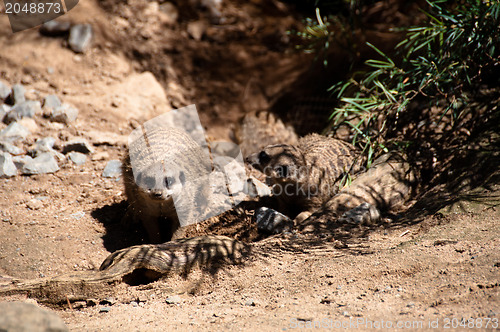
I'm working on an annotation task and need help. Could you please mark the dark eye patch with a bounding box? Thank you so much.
[258,151,270,164]
[165,176,175,188]
[140,175,156,189]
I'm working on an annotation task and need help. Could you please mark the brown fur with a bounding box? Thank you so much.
[122,127,212,243]
[246,133,364,221]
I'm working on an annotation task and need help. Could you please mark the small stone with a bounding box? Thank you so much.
[187,21,206,41]
[69,24,93,53]
[70,211,84,219]
[47,67,55,75]
[39,20,71,36]
[35,137,56,149]
[85,130,127,146]
[0,122,30,142]
[17,118,39,133]
[62,139,94,154]
[165,295,181,305]
[244,176,271,198]
[10,84,26,104]
[159,2,178,25]
[30,137,65,161]
[68,152,86,165]
[99,307,111,313]
[86,299,98,307]
[26,198,43,210]
[244,299,257,306]
[100,298,116,306]
[12,155,33,169]
[0,152,17,178]
[102,160,122,178]
[131,301,138,307]
[254,207,292,234]
[4,101,41,124]
[43,94,62,110]
[0,81,11,100]
[91,151,109,161]
[50,103,78,124]
[21,152,59,175]
[0,141,24,155]
[0,104,11,122]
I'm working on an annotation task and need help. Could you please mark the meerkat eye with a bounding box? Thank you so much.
[258,151,270,164]
[275,165,288,178]
[165,176,175,188]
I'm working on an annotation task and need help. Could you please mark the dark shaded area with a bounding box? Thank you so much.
[91,201,148,252]
[99,235,251,286]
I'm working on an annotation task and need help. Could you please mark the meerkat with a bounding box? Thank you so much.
[122,126,212,243]
[246,133,365,224]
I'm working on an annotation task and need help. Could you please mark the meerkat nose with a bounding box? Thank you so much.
[152,190,163,198]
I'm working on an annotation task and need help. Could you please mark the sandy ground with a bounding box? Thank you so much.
[0,0,498,330]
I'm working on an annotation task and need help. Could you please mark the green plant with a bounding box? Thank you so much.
[328,0,500,167]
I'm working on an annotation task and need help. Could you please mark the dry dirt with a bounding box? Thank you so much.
[0,0,499,331]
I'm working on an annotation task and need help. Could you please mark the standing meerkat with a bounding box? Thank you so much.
[122,126,212,243]
[246,133,365,224]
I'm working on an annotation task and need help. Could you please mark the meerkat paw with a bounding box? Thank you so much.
[339,202,380,225]
[253,207,293,234]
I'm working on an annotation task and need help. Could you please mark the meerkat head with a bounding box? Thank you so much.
[135,161,186,201]
[246,144,307,186]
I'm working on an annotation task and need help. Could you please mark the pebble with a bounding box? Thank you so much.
[4,101,41,124]
[26,198,43,210]
[0,104,11,122]
[91,151,109,161]
[30,137,65,161]
[43,94,62,110]
[0,81,11,100]
[68,152,86,165]
[244,176,271,198]
[0,152,17,178]
[69,24,93,53]
[187,21,206,41]
[0,122,30,142]
[100,298,116,306]
[244,299,257,306]
[39,20,71,36]
[99,307,111,313]
[12,155,33,169]
[0,141,24,155]
[21,152,60,175]
[165,295,181,305]
[0,302,68,332]
[17,118,39,133]
[62,139,94,154]
[159,2,179,25]
[102,160,122,178]
[50,103,78,124]
[10,84,26,104]
[70,211,85,219]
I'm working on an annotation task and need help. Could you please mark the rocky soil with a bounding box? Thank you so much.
[0,0,498,330]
